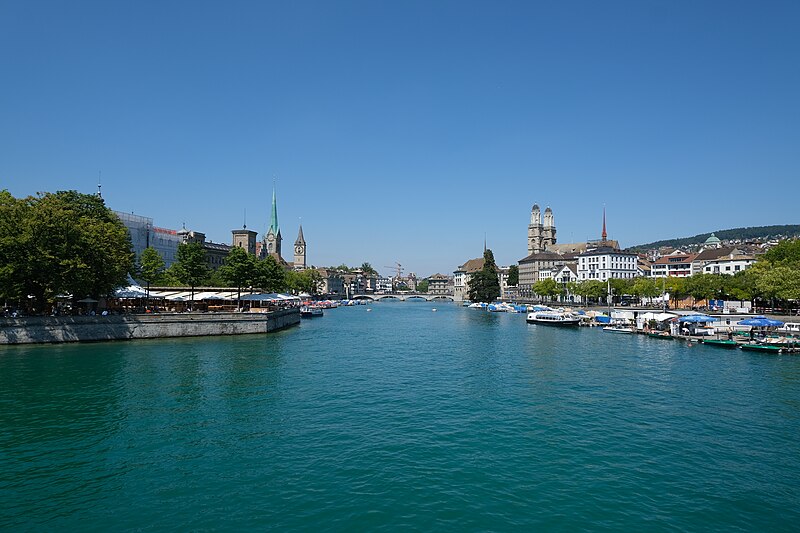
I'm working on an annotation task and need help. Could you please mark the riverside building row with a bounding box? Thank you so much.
[454,204,763,302]
[115,191,454,298]
[115,186,307,272]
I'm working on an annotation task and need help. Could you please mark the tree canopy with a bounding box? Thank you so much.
[507,265,519,286]
[467,249,500,303]
[138,247,165,298]
[0,190,133,312]
[170,242,208,308]
[532,278,560,301]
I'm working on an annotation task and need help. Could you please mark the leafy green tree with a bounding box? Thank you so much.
[0,191,26,306]
[171,242,208,309]
[138,247,165,300]
[574,280,608,305]
[754,264,800,302]
[467,249,500,303]
[762,238,800,265]
[205,268,230,287]
[684,273,726,306]
[416,279,429,293]
[632,277,660,303]
[306,269,323,295]
[360,262,378,276]
[565,281,580,302]
[609,278,633,304]
[285,269,322,295]
[663,276,688,309]
[219,246,257,308]
[254,255,286,292]
[1,190,133,312]
[533,278,560,302]
[724,270,755,301]
[507,265,519,286]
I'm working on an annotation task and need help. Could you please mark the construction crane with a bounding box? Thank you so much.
[383,262,404,280]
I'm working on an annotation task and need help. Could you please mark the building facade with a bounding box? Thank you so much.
[577,247,639,281]
[177,227,231,270]
[691,246,751,276]
[231,228,257,255]
[427,274,452,295]
[453,257,488,302]
[517,251,565,298]
[651,250,697,278]
[115,211,181,268]
[700,255,756,275]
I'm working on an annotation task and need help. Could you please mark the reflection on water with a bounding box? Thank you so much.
[1,303,799,530]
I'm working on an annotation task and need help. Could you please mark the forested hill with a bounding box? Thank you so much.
[630,225,800,251]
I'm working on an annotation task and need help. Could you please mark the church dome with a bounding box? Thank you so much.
[705,233,721,245]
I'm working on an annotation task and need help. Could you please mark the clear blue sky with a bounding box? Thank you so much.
[2,1,798,277]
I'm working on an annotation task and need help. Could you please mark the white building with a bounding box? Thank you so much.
[577,246,639,281]
[651,250,696,278]
[701,255,756,275]
[498,266,513,300]
[538,267,557,281]
[376,277,393,293]
[453,257,486,302]
[692,246,755,276]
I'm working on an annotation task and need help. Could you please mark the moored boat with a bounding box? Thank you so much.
[526,309,581,326]
[740,343,782,354]
[647,332,674,339]
[300,306,324,318]
[701,339,739,349]
[603,325,634,334]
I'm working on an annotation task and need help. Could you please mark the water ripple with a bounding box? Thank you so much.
[2,304,800,531]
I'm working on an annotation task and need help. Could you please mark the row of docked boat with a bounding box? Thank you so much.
[639,333,797,354]
[511,303,799,354]
[465,302,528,313]
[700,337,798,354]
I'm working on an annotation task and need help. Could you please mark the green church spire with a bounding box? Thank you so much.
[269,184,280,236]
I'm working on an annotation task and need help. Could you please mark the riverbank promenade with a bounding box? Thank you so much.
[0,309,299,345]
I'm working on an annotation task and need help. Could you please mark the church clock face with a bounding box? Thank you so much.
[295,246,304,254]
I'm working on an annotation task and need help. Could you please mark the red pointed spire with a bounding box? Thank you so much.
[601,208,607,242]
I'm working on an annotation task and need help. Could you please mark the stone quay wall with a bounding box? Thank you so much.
[0,309,300,345]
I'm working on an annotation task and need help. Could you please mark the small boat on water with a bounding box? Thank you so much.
[526,309,581,326]
[740,343,783,354]
[300,305,323,318]
[647,332,674,339]
[701,339,739,349]
[603,325,634,334]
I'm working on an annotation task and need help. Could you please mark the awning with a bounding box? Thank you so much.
[738,316,784,327]
[678,315,716,323]
[240,293,282,302]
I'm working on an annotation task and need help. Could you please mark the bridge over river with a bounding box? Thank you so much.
[352,293,454,302]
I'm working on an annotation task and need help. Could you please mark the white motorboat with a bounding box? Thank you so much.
[603,325,634,333]
[526,309,581,326]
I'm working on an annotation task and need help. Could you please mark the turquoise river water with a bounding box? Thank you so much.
[2,302,800,531]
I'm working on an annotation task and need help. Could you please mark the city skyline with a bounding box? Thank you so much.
[2,1,798,276]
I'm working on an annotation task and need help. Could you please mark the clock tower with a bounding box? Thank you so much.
[293,225,306,270]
